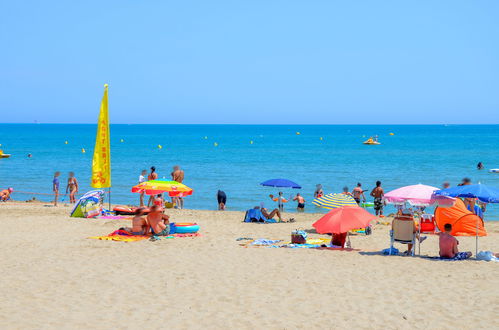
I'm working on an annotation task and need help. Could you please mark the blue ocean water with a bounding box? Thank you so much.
[0,124,498,219]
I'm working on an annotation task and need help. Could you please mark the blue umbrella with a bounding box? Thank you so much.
[433,184,499,203]
[260,179,302,189]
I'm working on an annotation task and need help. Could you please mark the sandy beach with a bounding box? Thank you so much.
[0,202,498,329]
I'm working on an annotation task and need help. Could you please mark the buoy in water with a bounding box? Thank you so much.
[250,140,254,144]
[296,132,301,135]
[203,136,208,140]
[65,141,68,144]
[320,137,323,141]
[214,142,218,147]
[120,139,124,142]
[81,148,85,153]
[389,133,394,136]
[158,144,163,149]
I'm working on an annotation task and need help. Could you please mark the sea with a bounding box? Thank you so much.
[0,124,498,220]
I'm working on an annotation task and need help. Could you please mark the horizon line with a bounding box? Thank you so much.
[1,122,498,126]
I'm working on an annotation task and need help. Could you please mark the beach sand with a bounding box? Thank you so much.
[0,203,498,329]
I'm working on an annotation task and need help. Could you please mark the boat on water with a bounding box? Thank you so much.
[490,169,499,173]
[363,137,380,145]
[0,150,11,158]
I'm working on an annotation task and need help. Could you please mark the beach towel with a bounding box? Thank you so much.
[243,209,277,223]
[97,215,131,220]
[89,229,201,242]
[476,251,499,262]
[422,252,472,261]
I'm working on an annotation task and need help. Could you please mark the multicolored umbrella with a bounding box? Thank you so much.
[131,180,193,197]
[313,205,377,234]
[384,184,455,206]
[312,193,357,209]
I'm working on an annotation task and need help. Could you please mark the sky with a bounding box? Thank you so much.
[0,1,498,124]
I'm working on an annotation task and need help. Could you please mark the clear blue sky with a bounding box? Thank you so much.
[1,1,498,124]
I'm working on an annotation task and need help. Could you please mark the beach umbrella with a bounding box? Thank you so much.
[260,179,301,189]
[131,180,193,197]
[433,183,499,256]
[313,205,377,234]
[384,184,455,207]
[312,193,357,210]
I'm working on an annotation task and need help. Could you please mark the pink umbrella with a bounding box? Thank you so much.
[384,184,454,206]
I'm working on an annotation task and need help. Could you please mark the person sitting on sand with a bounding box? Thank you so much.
[147,205,171,236]
[293,193,305,211]
[0,187,13,201]
[352,183,366,204]
[438,223,472,260]
[131,208,150,236]
[153,194,163,207]
[370,181,384,217]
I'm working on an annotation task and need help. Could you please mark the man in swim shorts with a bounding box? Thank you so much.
[171,165,185,209]
[147,205,170,236]
[370,181,384,216]
[352,183,366,204]
[293,193,305,211]
[217,190,227,210]
[438,223,471,260]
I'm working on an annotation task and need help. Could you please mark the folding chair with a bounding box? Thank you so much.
[390,214,416,256]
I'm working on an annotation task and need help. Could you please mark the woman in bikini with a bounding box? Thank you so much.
[66,172,79,203]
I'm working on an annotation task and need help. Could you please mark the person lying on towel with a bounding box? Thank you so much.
[438,223,472,260]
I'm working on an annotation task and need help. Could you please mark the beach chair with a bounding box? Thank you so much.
[420,214,436,234]
[389,214,416,256]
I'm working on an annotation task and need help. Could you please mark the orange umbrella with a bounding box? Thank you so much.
[312,205,377,234]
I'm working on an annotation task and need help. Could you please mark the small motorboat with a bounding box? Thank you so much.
[0,150,11,158]
[363,138,380,145]
[490,169,499,173]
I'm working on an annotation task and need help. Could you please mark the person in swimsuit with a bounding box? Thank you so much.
[139,169,147,207]
[438,223,472,260]
[53,172,61,206]
[147,166,158,207]
[153,194,163,207]
[477,162,484,170]
[0,187,13,201]
[352,183,366,204]
[269,192,288,212]
[217,190,227,210]
[293,193,305,211]
[171,165,185,209]
[370,181,384,216]
[314,184,324,198]
[66,172,79,204]
[342,186,353,197]
[459,178,476,214]
[131,208,150,235]
[147,205,170,236]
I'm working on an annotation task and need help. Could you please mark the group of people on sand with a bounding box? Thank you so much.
[138,165,185,209]
[52,171,79,206]
[130,205,171,236]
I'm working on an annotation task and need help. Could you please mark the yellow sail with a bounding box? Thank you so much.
[91,84,111,188]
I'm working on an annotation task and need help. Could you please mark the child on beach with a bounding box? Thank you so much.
[269,192,288,212]
[53,172,60,206]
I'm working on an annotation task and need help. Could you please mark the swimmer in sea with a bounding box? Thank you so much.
[314,184,324,198]
[66,172,79,204]
[352,183,366,204]
[477,162,484,170]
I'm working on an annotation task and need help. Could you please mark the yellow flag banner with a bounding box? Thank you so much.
[91,84,111,188]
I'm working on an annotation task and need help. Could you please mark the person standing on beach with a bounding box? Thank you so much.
[217,190,227,210]
[171,165,185,209]
[147,166,158,207]
[66,172,78,204]
[352,183,366,204]
[53,172,60,206]
[370,181,384,216]
[139,169,147,207]
[293,193,305,211]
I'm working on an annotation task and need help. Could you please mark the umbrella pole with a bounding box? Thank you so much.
[475,216,478,258]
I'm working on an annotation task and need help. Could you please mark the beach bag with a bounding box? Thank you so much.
[291,229,307,244]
